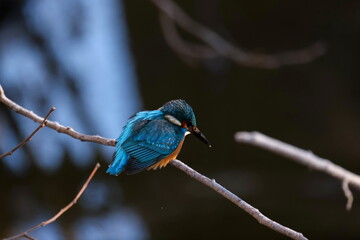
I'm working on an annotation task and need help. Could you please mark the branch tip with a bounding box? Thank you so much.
[342,180,354,211]
[170,159,308,240]
[0,84,4,97]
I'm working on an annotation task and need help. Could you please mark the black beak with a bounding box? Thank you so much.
[191,126,211,147]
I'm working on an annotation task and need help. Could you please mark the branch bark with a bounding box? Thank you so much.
[235,131,360,210]
[0,85,307,239]
[3,163,101,240]
[171,160,307,240]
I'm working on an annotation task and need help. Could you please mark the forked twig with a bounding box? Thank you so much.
[0,107,56,159]
[235,131,360,210]
[0,85,115,147]
[3,163,101,240]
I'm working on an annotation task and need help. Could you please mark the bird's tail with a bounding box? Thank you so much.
[106,147,130,175]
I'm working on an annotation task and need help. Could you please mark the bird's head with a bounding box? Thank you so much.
[160,99,211,147]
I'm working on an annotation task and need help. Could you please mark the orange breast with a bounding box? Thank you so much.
[147,140,184,171]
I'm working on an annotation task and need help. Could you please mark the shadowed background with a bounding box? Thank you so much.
[0,0,360,239]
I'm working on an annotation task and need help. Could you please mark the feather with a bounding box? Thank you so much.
[122,119,186,174]
[106,110,164,175]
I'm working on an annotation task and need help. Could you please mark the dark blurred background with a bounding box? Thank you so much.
[1,0,360,239]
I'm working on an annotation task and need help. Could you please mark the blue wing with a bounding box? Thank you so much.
[122,119,185,174]
[107,110,163,175]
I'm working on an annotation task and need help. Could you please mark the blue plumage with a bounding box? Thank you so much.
[107,99,210,175]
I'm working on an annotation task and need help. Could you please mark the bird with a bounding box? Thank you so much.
[107,99,211,175]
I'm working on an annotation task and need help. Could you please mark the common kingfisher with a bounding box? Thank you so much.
[107,99,211,175]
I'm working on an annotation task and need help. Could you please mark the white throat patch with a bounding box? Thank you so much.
[165,114,182,126]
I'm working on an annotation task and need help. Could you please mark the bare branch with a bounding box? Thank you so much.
[170,159,307,240]
[3,163,101,240]
[1,85,307,239]
[150,0,327,69]
[0,107,56,159]
[0,85,115,147]
[235,131,360,208]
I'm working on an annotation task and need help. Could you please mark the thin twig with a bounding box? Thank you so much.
[235,131,360,208]
[22,234,36,240]
[3,163,101,240]
[0,85,115,147]
[150,0,326,69]
[0,107,56,159]
[1,85,307,239]
[170,159,307,240]
[342,180,354,211]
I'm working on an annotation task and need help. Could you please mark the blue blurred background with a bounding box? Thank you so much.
[1,0,360,239]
